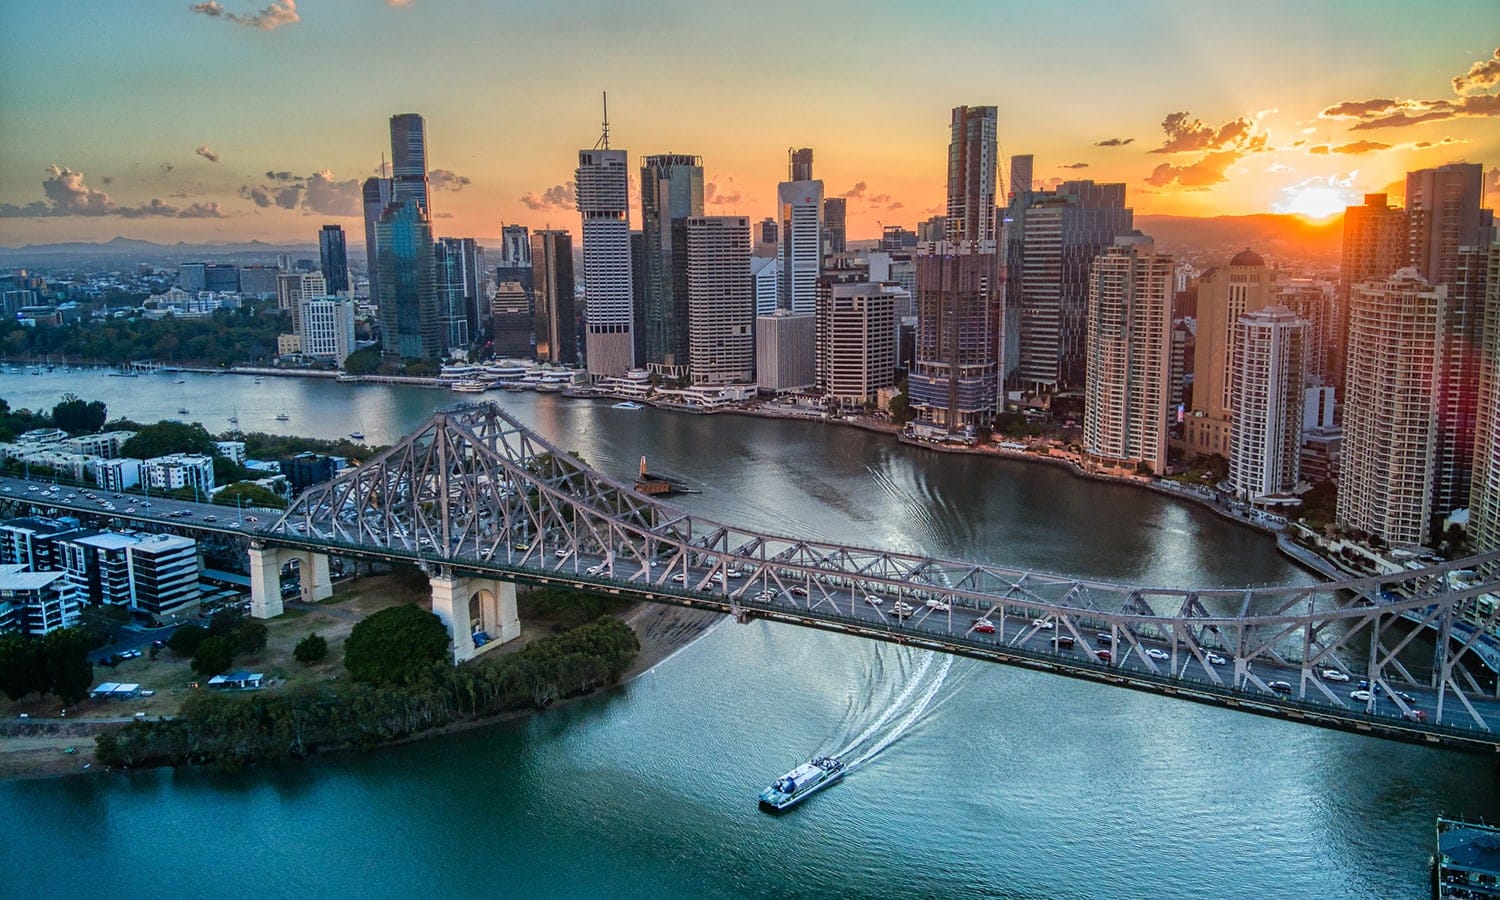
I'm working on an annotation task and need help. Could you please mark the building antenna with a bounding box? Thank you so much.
[595,91,610,150]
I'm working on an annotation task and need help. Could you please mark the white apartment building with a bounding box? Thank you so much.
[1227,306,1308,503]
[576,148,635,377]
[816,281,897,407]
[297,295,357,362]
[685,216,753,385]
[142,453,215,495]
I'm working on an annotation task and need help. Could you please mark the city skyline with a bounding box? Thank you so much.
[0,2,1496,246]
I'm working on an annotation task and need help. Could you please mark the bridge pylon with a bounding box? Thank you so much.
[429,569,520,663]
[248,543,332,618]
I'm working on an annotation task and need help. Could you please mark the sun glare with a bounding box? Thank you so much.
[1277,185,1355,220]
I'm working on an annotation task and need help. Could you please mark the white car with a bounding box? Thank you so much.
[554,548,571,559]
[864,595,884,606]
[926,599,951,612]
[1321,669,1350,682]
[1031,619,1055,630]
[586,564,607,576]
[1146,648,1169,661]
[724,569,743,579]
[1204,652,1227,666]
[671,572,687,583]
[1350,689,1373,702]
[754,590,776,602]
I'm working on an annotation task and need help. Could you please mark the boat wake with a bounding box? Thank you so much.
[823,644,971,773]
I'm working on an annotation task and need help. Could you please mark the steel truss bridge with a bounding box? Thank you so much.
[258,402,1500,753]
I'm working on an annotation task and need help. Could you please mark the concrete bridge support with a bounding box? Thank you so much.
[247,544,333,619]
[429,571,521,664]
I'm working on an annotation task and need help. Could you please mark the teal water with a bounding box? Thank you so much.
[1,370,1495,898]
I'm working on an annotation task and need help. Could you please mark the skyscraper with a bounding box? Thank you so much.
[1468,244,1500,554]
[682,216,753,384]
[531,230,576,365]
[499,224,531,267]
[823,197,847,255]
[277,271,326,333]
[945,106,999,243]
[362,176,392,306]
[816,280,897,407]
[1082,235,1173,475]
[1183,249,1277,458]
[1406,163,1491,287]
[640,153,704,377]
[435,237,485,350]
[1008,154,1033,198]
[1228,307,1308,502]
[1010,180,1134,392]
[390,113,431,216]
[1337,269,1446,547]
[758,217,779,247]
[376,201,440,360]
[577,148,635,377]
[319,224,349,294]
[1433,245,1491,522]
[778,149,824,315]
[490,281,533,359]
[909,244,999,430]
[1275,279,1336,386]
[1338,193,1408,388]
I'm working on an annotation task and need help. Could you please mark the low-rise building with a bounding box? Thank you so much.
[0,564,78,636]
[142,453,215,495]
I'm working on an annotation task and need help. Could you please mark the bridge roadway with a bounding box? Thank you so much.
[7,452,1500,755]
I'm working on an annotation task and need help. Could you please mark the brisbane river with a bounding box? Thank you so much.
[2,368,1497,899]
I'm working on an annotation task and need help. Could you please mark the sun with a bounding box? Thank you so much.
[1275,184,1358,220]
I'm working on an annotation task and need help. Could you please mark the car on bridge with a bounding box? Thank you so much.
[1204,652,1227,666]
[1053,635,1076,649]
[1031,618,1054,630]
[1268,680,1294,693]
[1321,669,1350,682]
[925,599,950,612]
[1095,633,1114,646]
[1146,648,1169,661]
[972,619,996,634]
[864,595,883,606]
[1350,689,1373,702]
[1095,649,1112,662]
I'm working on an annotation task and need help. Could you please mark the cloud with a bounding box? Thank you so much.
[520,182,576,211]
[705,176,744,207]
[1265,162,1293,173]
[101,176,114,185]
[1094,137,1134,147]
[189,0,300,30]
[427,168,471,192]
[1488,167,1500,198]
[1143,111,1268,189]
[1060,162,1089,169]
[1270,172,1361,216]
[0,164,230,218]
[1453,47,1500,94]
[194,144,221,164]
[840,181,868,199]
[239,168,360,215]
[885,201,904,211]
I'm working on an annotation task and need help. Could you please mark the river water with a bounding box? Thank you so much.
[1,369,1495,899]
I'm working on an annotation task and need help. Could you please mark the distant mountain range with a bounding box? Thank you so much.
[1,213,1345,269]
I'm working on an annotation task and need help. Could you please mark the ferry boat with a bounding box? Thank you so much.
[611,401,644,410]
[535,381,563,393]
[274,413,290,421]
[450,379,491,393]
[758,756,846,812]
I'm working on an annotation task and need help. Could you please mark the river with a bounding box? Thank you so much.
[1,368,1495,899]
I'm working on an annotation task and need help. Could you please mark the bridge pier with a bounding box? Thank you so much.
[429,571,520,664]
[247,543,334,619]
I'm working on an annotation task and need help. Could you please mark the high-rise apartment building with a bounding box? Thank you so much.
[1227,307,1308,502]
[944,106,999,243]
[1183,250,1277,457]
[1406,163,1491,288]
[376,201,440,360]
[910,244,999,430]
[319,225,350,294]
[1082,236,1173,475]
[1337,269,1446,547]
[1009,180,1134,392]
[1468,244,1500,554]
[778,149,824,315]
[758,217,779,247]
[298,295,357,363]
[640,154,704,377]
[362,176,393,306]
[1432,245,1492,522]
[816,280,897,407]
[531,230,576,365]
[1338,193,1408,388]
[277,271,326,333]
[389,113,431,215]
[577,148,635,377]
[1275,279,1335,386]
[823,197,847,255]
[681,216,753,384]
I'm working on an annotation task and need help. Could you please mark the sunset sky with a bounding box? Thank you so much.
[0,1,1496,247]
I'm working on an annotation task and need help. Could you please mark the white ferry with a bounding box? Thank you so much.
[611,401,644,410]
[758,756,846,812]
[450,379,492,393]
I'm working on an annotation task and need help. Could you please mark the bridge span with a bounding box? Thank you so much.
[8,402,1500,753]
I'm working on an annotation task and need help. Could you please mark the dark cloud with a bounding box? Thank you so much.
[428,168,471,192]
[869,193,892,204]
[704,178,743,207]
[840,181,868,199]
[264,170,297,181]
[239,169,360,215]
[520,182,576,211]
[1453,47,1500,94]
[101,176,113,185]
[885,201,904,211]
[1094,137,1134,147]
[0,164,230,218]
[195,144,221,164]
[1061,162,1089,169]
[189,0,300,30]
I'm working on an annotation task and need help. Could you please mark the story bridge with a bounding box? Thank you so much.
[12,402,1497,753]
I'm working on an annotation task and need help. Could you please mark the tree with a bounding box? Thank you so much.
[51,394,107,435]
[42,628,94,705]
[235,621,269,655]
[208,609,245,638]
[0,633,40,701]
[191,635,236,677]
[119,421,217,459]
[293,633,328,665]
[213,481,287,510]
[167,624,209,657]
[342,348,382,375]
[343,604,449,686]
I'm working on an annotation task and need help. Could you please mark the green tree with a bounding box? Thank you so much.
[342,348,382,375]
[213,481,287,510]
[208,609,245,638]
[167,624,209,657]
[119,421,217,459]
[235,621,269,655]
[191,635,236,677]
[0,633,40,701]
[343,604,449,687]
[293,633,328,665]
[42,628,94,705]
[51,394,107,435]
